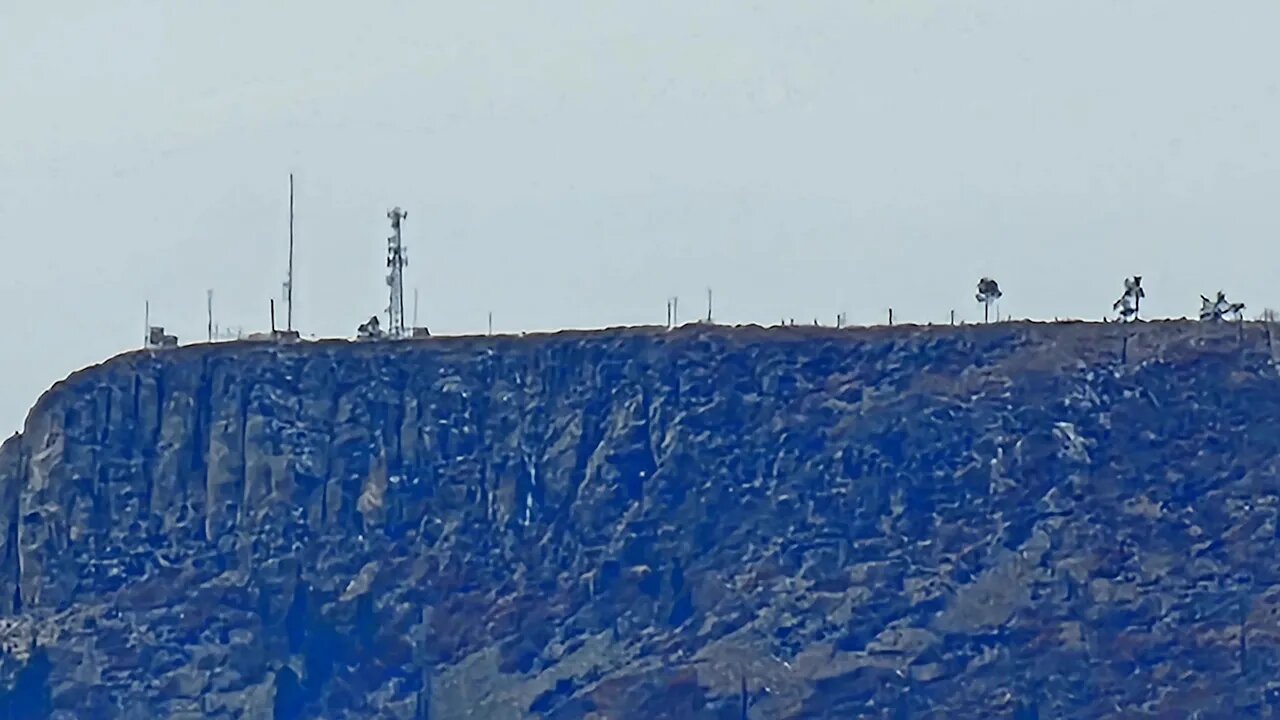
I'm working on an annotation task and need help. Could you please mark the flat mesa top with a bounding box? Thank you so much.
[111,317,1263,364]
[10,317,1271,444]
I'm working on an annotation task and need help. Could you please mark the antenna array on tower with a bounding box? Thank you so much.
[386,207,409,338]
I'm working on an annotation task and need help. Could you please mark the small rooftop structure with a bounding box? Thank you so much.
[357,315,384,340]
[243,329,302,343]
[146,327,178,349]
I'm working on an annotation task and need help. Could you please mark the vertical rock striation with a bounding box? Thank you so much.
[0,322,1278,717]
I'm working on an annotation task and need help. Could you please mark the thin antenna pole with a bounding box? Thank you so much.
[673,297,679,326]
[207,289,213,342]
[270,299,276,333]
[287,173,295,332]
[888,308,894,326]
[144,300,150,347]
[707,287,713,323]
[488,312,493,336]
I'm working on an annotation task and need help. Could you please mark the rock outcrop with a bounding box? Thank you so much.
[1,321,1280,718]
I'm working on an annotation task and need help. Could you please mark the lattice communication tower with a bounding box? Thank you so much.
[386,207,408,337]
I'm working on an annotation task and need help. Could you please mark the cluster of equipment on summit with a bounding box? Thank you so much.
[138,189,1259,350]
[976,275,1248,325]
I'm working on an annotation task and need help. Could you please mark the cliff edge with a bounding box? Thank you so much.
[1,321,1279,718]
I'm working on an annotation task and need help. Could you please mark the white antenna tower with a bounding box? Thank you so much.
[386,206,409,338]
[286,173,295,332]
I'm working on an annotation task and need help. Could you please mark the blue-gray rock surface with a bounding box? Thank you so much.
[1,321,1278,718]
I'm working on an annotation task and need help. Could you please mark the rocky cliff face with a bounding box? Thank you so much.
[1,322,1280,718]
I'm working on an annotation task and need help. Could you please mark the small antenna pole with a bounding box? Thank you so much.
[888,308,894,326]
[144,300,150,347]
[270,299,277,333]
[673,297,679,327]
[207,289,214,342]
[286,173,295,332]
[707,287,713,323]
[488,311,493,336]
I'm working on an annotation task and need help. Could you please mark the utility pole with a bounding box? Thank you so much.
[706,287,713,323]
[386,207,409,338]
[207,289,213,342]
[286,173,295,332]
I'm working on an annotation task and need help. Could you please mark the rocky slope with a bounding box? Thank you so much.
[2,321,1280,718]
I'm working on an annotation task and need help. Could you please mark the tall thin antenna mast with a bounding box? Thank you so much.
[706,287,713,323]
[386,207,408,338]
[207,289,213,342]
[286,173,295,332]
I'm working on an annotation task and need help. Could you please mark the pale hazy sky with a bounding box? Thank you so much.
[3,1,1280,431]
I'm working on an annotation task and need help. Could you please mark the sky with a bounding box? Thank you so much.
[3,1,1280,431]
